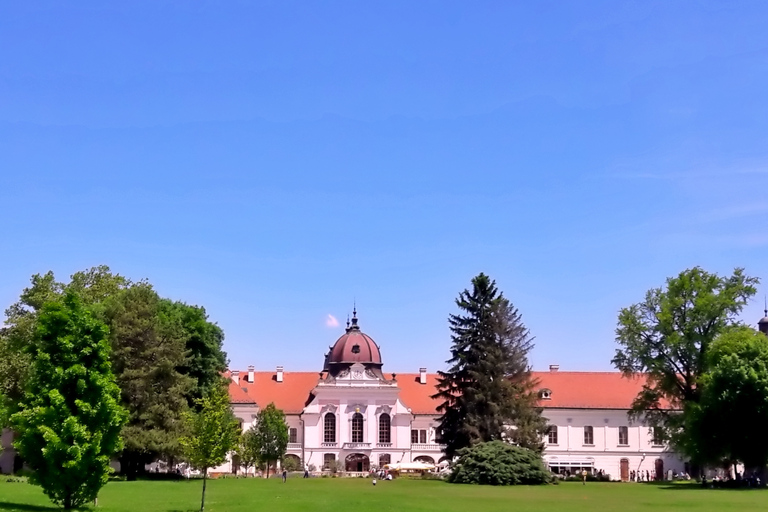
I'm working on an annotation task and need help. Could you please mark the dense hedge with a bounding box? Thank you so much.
[448,441,551,485]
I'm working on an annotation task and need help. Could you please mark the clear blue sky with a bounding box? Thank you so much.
[1,1,767,374]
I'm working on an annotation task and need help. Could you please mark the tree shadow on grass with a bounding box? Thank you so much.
[658,484,768,492]
[0,502,60,511]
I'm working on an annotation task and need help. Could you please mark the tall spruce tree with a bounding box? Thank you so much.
[433,273,545,458]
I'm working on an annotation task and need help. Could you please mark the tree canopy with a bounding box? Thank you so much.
[180,384,239,512]
[10,292,126,509]
[0,265,228,478]
[612,266,759,460]
[686,326,768,470]
[103,284,195,477]
[251,403,289,477]
[433,273,545,458]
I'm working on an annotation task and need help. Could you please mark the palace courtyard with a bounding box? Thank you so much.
[0,478,764,512]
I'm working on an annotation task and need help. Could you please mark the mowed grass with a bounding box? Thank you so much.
[0,477,766,512]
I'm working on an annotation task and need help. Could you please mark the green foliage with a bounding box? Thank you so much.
[281,456,301,472]
[448,440,550,485]
[10,292,127,509]
[252,403,289,477]
[235,425,261,476]
[612,267,758,458]
[163,300,228,407]
[103,284,195,477]
[0,266,228,473]
[685,326,768,469]
[0,267,130,416]
[180,384,239,472]
[180,384,239,511]
[434,273,545,458]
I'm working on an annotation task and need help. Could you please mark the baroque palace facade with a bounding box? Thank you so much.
[216,309,768,480]
[4,310,768,479]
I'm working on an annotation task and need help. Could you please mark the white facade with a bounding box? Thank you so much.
[542,408,685,480]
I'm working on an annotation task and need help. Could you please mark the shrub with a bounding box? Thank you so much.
[448,441,551,485]
[282,457,301,472]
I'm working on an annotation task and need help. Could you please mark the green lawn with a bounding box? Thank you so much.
[0,477,765,512]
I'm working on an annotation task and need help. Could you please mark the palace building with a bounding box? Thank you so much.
[218,307,768,480]
[4,309,768,479]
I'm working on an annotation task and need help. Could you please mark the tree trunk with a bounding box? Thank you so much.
[200,468,208,512]
[266,462,270,479]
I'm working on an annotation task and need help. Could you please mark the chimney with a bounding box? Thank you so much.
[231,370,240,385]
[549,364,560,372]
[276,365,284,383]
[248,365,255,383]
[419,367,427,384]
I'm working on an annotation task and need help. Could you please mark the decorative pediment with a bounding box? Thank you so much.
[337,363,379,382]
[376,404,392,416]
[321,403,338,415]
[346,403,368,414]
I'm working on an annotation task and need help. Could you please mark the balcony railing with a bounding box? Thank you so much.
[342,442,372,450]
[411,443,446,451]
[321,442,338,448]
[287,443,301,450]
[377,442,393,448]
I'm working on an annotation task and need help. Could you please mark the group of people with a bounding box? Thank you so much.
[702,472,762,488]
[629,470,657,482]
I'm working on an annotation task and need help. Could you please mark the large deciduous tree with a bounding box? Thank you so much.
[612,267,758,458]
[433,273,545,458]
[1,266,228,476]
[686,326,768,471]
[180,384,239,512]
[0,267,129,414]
[164,301,228,407]
[252,403,289,478]
[11,292,126,509]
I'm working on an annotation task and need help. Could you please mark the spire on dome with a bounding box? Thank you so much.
[759,295,768,336]
[349,305,360,331]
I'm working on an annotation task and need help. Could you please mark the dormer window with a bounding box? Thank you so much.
[540,389,552,400]
[351,344,361,354]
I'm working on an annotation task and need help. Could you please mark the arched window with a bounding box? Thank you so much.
[324,413,336,443]
[378,413,391,443]
[351,412,364,443]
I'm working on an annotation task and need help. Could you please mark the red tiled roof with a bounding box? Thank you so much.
[532,371,670,410]
[225,370,668,414]
[226,371,319,413]
[396,373,443,415]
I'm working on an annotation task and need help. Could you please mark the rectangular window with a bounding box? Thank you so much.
[289,427,297,444]
[547,425,558,445]
[323,453,335,470]
[411,429,419,444]
[419,430,427,444]
[583,426,594,445]
[618,426,629,446]
[652,427,663,446]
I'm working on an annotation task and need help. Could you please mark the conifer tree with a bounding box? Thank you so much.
[433,273,545,458]
[11,292,126,509]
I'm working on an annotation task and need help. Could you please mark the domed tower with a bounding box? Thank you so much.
[759,301,768,337]
[324,308,384,379]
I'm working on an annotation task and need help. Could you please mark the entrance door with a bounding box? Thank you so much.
[345,453,370,472]
[655,459,664,481]
[620,459,629,482]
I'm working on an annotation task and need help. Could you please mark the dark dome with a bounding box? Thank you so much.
[328,313,382,365]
